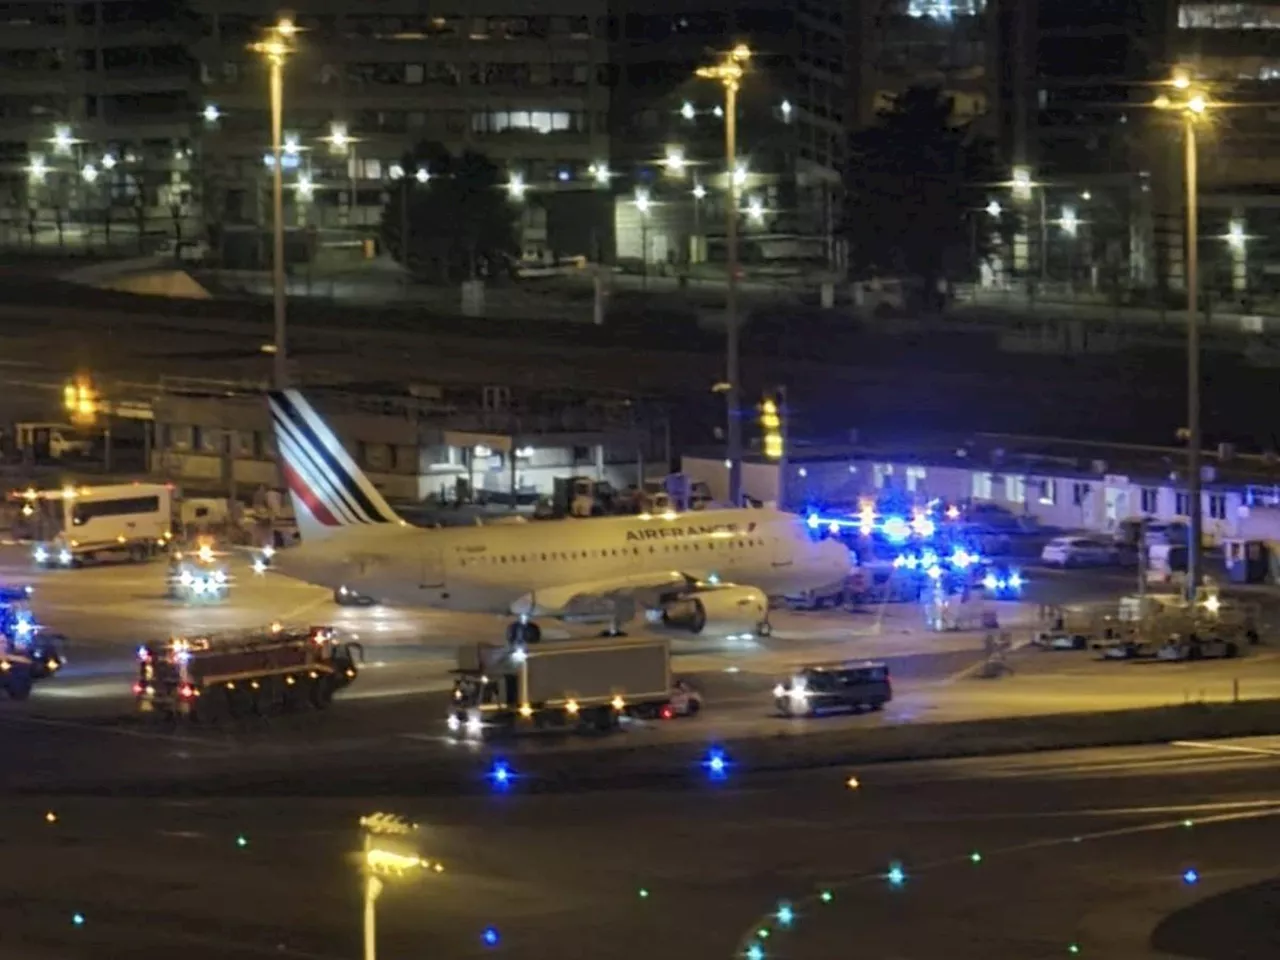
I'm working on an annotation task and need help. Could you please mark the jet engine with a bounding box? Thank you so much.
[650,585,770,637]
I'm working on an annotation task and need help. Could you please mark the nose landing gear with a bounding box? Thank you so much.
[506,619,542,646]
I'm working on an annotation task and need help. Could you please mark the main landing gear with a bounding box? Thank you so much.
[506,619,542,646]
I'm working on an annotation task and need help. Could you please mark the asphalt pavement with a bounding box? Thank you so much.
[1,736,1278,959]
[4,548,1279,796]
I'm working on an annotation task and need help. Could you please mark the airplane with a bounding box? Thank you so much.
[266,390,854,644]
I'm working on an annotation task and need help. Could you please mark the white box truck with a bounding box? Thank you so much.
[447,637,673,737]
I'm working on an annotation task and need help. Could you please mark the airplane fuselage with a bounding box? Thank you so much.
[273,508,851,616]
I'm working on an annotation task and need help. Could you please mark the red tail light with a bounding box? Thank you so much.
[660,705,674,720]
[131,682,143,696]
[178,683,195,700]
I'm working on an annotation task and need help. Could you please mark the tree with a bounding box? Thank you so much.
[379,141,520,283]
[841,87,1003,302]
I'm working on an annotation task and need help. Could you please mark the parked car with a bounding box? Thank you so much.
[1040,535,1118,568]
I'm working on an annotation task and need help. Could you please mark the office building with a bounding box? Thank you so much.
[992,0,1174,290]
[0,0,202,252]
[607,0,846,271]
[193,1,612,265]
[1174,2,1280,302]
[848,1,993,132]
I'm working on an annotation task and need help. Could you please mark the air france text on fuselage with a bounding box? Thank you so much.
[625,522,755,543]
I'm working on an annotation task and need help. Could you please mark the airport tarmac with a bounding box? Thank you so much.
[1,546,1277,793]
[2,736,1278,959]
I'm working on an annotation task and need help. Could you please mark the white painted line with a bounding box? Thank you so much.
[1171,739,1280,758]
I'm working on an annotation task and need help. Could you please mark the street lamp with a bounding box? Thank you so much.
[51,124,74,156]
[322,122,361,227]
[635,188,652,288]
[1156,69,1212,601]
[663,145,686,177]
[250,17,297,389]
[507,172,526,200]
[1010,165,1048,281]
[358,813,439,960]
[1058,206,1078,237]
[696,42,751,505]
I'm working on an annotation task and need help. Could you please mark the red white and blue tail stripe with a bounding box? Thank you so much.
[268,390,399,539]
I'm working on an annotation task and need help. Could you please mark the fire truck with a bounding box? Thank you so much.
[135,624,362,720]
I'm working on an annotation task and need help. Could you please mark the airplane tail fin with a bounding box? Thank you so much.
[267,390,401,541]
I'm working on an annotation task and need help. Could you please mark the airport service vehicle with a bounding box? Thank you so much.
[980,564,1026,600]
[773,661,892,718]
[135,625,362,719]
[1155,635,1240,661]
[1040,536,1118,568]
[24,483,171,567]
[1032,629,1089,651]
[0,588,65,698]
[666,678,703,717]
[264,390,850,645]
[165,538,232,602]
[447,637,672,737]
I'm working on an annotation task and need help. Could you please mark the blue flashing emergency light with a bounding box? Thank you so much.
[745,943,765,960]
[482,926,501,947]
[887,863,906,886]
[983,573,999,591]
[72,912,85,927]
[951,548,976,568]
[489,761,513,788]
[911,515,936,538]
[806,513,820,530]
[704,748,729,779]
[1182,868,1200,885]
[776,902,795,927]
[881,516,910,543]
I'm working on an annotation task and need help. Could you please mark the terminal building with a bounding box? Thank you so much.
[149,383,670,505]
[683,434,1280,545]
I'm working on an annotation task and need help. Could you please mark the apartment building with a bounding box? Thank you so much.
[0,0,202,251]
[192,0,612,264]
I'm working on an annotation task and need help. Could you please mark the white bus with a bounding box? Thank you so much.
[22,483,172,566]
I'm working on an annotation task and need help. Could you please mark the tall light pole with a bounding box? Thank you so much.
[635,187,651,288]
[251,18,296,389]
[697,43,751,506]
[1156,71,1209,601]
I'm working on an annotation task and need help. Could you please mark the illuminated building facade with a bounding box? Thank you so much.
[193,0,612,265]
[0,0,202,253]
[608,0,847,271]
[1174,1,1280,299]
